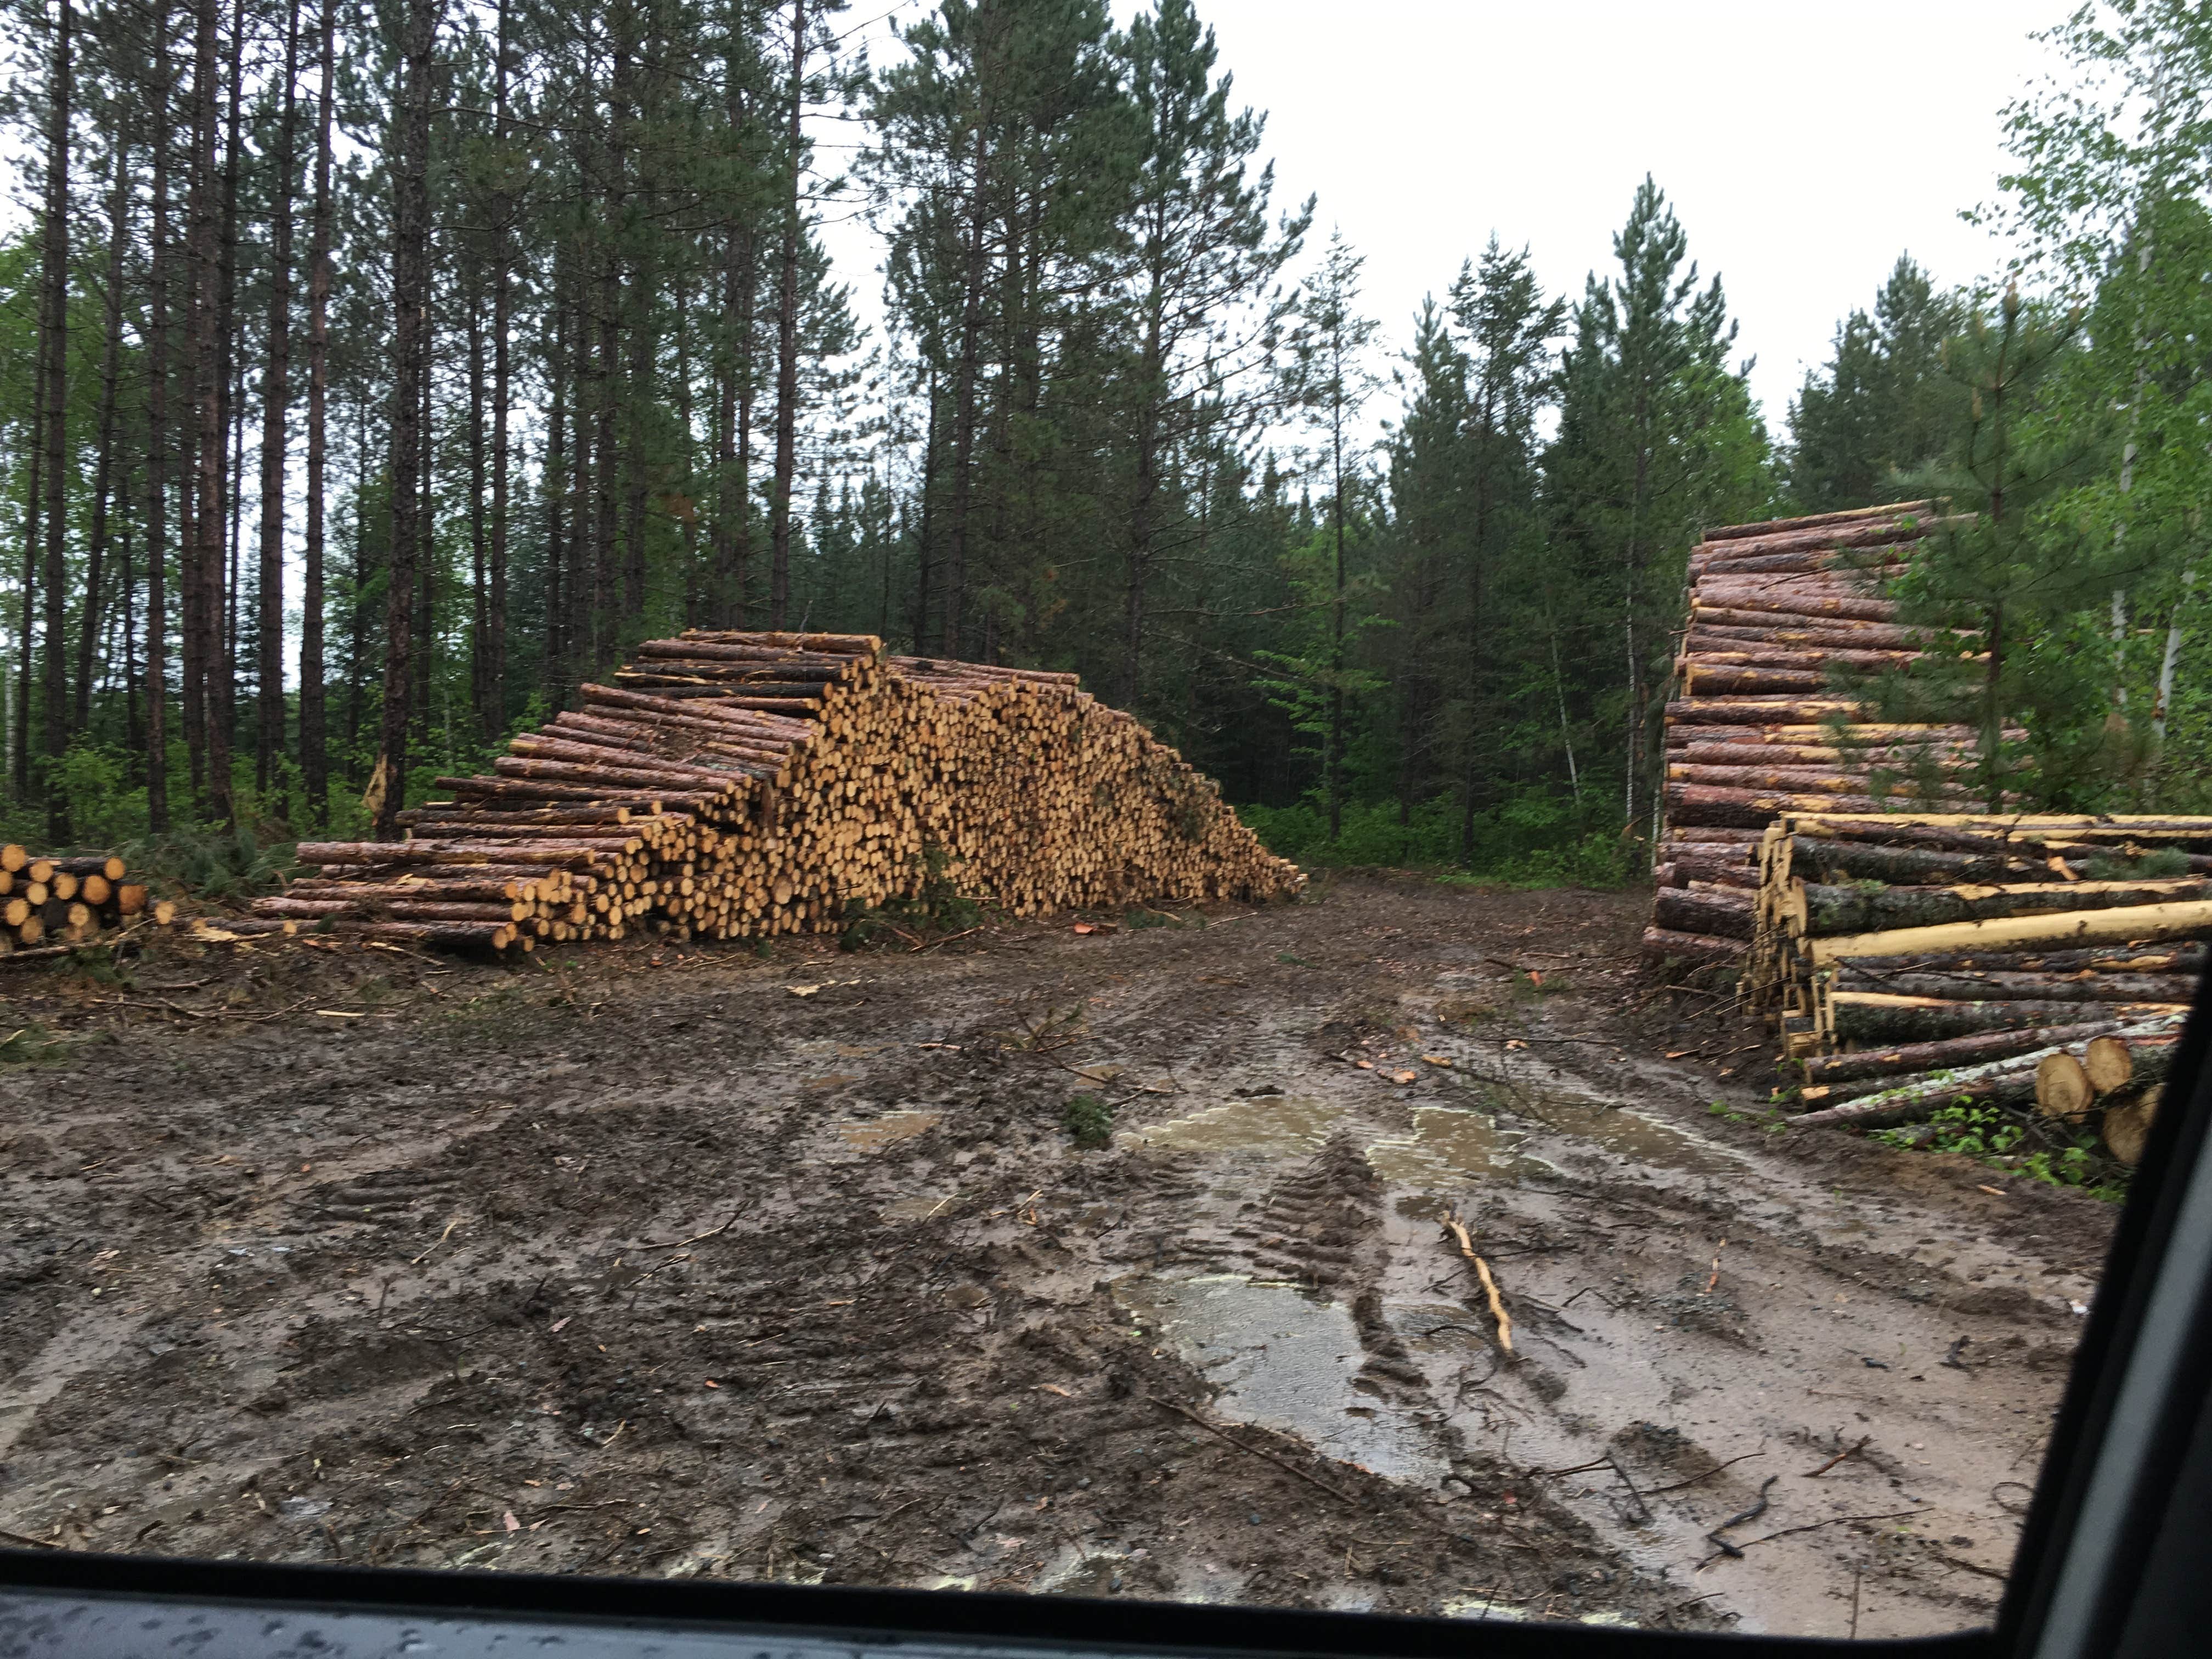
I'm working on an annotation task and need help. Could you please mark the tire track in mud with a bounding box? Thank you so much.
[0,881,2114,1634]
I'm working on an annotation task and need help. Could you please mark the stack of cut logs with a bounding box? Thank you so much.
[1647,500,2007,967]
[1754,811,2211,1162]
[0,845,171,954]
[235,631,1302,953]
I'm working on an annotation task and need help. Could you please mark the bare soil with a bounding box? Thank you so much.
[0,876,2115,1637]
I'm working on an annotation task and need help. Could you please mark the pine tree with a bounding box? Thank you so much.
[1113,0,1306,707]
[1890,289,2112,808]
[1789,255,1959,511]
[1274,228,1381,841]
[1544,176,1768,832]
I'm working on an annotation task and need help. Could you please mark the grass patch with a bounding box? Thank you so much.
[0,1023,74,1068]
[1063,1093,1115,1149]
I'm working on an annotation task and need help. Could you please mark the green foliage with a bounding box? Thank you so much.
[1243,786,1632,888]
[0,1023,74,1068]
[119,818,301,903]
[2083,847,2192,881]
[1063,1092,1115,1149]
[1788,255,1965,511]
[839,843,983,949]
[1875,1100,2126,1201]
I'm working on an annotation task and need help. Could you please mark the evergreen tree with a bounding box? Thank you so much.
[1271,228,1380,840]
[1888,289,2110,808]
[1543,176,1769,834]
[1788,255,1960,511]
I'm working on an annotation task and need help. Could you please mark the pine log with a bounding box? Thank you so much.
[1827,943,2205,976]
[1695,501,1936,542]
[2083,1034,2135,1094]
[1805,899,2212,964]
[1784,812,2212,849]
[1671,763,1971,797]
[1787,834,2047,887]
[1690,590,1899,623]
[2102,1087,2161,1166]
[1688,611,1972,648]
[1790,1017,2183,1131]
[1685,644,1932,673]
[1793,877,2212,938]
[1797,1019,2137,1086]
[1832,969,2197,1005]
[1654,888,1756,940]
[2035,1053,2095,1118]
[257,896,522,923]
[1677,743,1978,770]
[1830,992,2190,1044]
[1639,924,1743,964]
[1667,783,1905,828]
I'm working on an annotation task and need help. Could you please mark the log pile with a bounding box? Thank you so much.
[1645,500,2005,968]
[1752,811,2212,1161]
[0,845,173,955]
[240,631,1302,952]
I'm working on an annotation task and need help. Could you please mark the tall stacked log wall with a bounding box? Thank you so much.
[239,633,1302,952]
[1645,500,2000,968]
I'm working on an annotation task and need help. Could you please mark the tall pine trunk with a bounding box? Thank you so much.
[377,0,439,838]
[483,0,511,739]
[1327,383,1345,843]
[144,21,176,830]
[256,0,301,794]
[299,0,335,823]
[15,324,44,801]
[766,0,804,628]
[943,107,991,656]
[78,131,131,737]
[467,262,488,728]
[206,0,246,819]
[180,0,220,806]
[38,0,74,838]
[543,279,570,706]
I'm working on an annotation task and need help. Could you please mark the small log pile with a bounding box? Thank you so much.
[1646,500,2005,968]
[1752,811,2212,1161]
[239,631,1301,952]
[0,845,173,955]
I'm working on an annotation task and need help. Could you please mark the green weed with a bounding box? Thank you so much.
[840,844,983,950]
[0,1023,73,1068]
[1063,1093,1115,1149]
[1875,1098,2128,1201]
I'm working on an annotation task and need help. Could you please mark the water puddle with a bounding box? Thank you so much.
[1118,1273,1444,1485]
[839,1110,941,1152]
[1514,1090,1739,1176]
[1118,1097,1340,1156]
[1365,1107,1522,1186]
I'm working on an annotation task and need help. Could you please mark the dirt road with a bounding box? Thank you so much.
[0,878,2113,1637]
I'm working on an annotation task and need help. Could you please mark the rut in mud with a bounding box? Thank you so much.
[0,879,2114,1637]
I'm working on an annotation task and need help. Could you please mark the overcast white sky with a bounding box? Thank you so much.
[820,0,2076,442]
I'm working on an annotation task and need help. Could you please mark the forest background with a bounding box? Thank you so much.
[1,0,2209,889]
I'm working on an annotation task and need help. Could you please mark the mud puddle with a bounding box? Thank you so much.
[1116,1275,1443,1485]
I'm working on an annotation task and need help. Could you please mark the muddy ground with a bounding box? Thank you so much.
[0,877,2116,1638]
